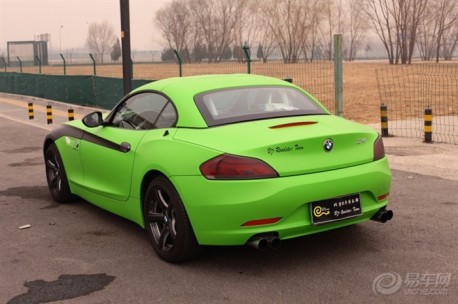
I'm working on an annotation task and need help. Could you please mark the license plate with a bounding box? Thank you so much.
[310,193,362,225]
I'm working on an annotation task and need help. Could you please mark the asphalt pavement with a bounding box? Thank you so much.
[0,94,457,303]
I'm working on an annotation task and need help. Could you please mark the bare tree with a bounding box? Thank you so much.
[364,1,392,64]
[345,0,367,61]
[256,26,276,63]
[417,2,438,60]
[232,0,258,50]
[257,0,316,63]
[400,0,428,64]
[434,0,458,61]
[302,3,322,61]
[155,0,195,63]
[364,0,428,64]
[86,21,116,64]
[417,0,458,61]
[188,0,248,63]
[318,0,347,61]
[243,1,276,62]
[442,24,458,60]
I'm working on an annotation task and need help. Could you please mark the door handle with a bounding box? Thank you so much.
[120,142,131,153]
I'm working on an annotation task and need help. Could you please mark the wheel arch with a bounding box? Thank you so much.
[139,170,196,232]
[43,138,55,156]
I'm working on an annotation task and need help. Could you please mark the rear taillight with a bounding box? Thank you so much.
[373,135,385,161]
[377,193,389,201]
[200,154,278,180]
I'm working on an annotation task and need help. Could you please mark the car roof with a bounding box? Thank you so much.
[136,74,294,93]
[133,74,298,128]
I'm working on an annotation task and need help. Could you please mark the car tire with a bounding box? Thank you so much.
[143,176,203,263]
[45,143,73,203]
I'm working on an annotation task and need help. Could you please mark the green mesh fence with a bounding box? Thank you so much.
[93,76,124,109]
[0,72,154,109]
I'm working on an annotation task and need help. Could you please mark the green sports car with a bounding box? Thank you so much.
[44,74,393,263]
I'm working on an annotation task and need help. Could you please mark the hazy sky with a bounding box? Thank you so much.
[0,0,172,53]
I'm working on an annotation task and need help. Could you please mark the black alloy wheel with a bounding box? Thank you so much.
[144,176,203,263]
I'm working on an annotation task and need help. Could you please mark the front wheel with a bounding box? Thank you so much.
[143,176,203,263]
[45,143,73,203]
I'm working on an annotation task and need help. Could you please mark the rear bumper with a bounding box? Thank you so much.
[171,158,391,245]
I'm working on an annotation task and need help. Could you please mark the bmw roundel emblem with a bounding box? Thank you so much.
[323,138,333,152]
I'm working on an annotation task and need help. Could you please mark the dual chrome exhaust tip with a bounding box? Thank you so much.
[371,207,394,223]
[247,234,281,250]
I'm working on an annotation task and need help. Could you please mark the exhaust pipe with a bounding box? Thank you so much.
[247,236,268,250]
[265,235,281,249]
[371,208,393,223]
[247,233,280,250]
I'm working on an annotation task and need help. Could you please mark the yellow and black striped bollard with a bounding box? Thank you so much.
[424,107,433,143]
[46,104,53,124]
[380,103,389,137]
[28,102,34,120]
[68,108,75,121]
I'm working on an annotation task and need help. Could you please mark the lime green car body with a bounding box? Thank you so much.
[44,74,391,247]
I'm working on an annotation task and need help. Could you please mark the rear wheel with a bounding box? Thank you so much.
[45,143,73,203]
[143,176,203,263]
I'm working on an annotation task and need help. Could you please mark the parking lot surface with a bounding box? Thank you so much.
[0,95,457,303]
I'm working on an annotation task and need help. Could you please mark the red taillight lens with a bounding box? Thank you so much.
[377,193,389,201]
[241,217,282,227]
[200,154,278,180]
[373,135,386,161]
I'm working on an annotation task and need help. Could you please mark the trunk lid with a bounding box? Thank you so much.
[174,115,379,176]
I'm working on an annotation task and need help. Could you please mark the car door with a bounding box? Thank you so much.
[79,92,171,201]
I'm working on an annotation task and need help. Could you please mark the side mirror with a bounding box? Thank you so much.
[82,111,103,128]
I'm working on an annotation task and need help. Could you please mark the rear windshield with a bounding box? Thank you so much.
[194,86,327,126]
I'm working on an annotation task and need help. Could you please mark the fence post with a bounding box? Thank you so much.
[334,34,343,117]
[242,46,251,74]
[424,107,433,143]
[60,53,66,75]
[173,49,182,77]
[1,57,6,72]
[35,56,42,74]
[16,57,22,73]
[89,53,97,75]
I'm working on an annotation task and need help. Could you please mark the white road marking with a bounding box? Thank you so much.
[0,112,52,131]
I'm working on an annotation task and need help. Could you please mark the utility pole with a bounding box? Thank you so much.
[120,0,132,95]
[59,26,64,53]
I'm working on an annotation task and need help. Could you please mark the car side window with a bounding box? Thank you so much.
[155,102,177,128]
[112,92,176,130]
